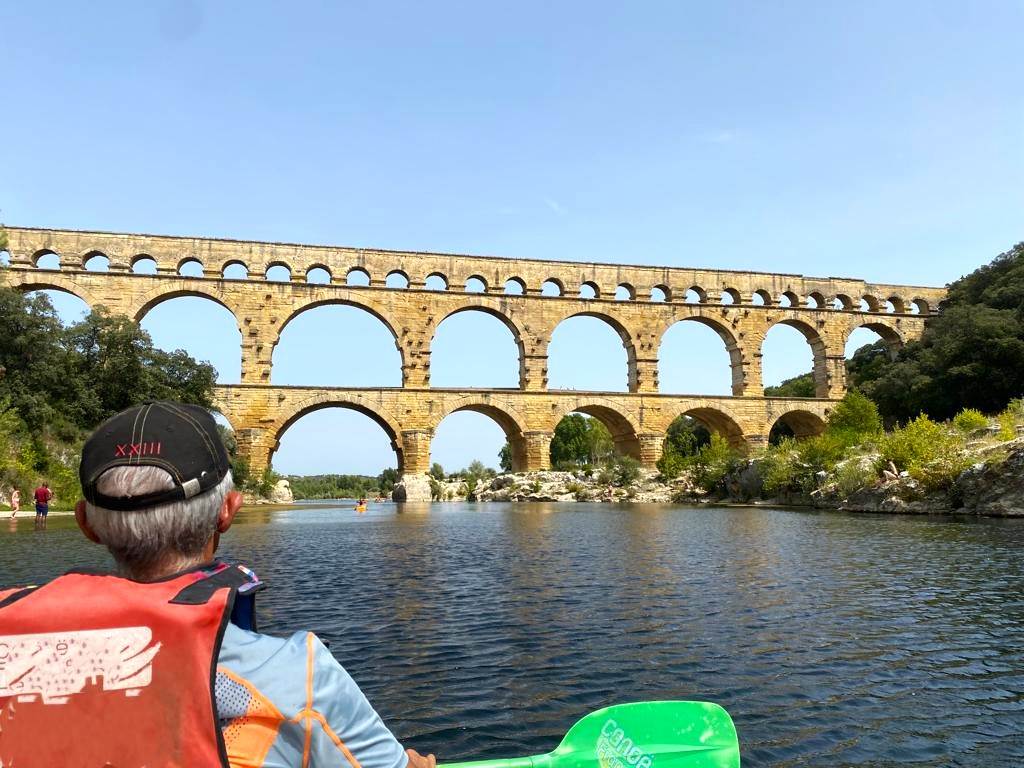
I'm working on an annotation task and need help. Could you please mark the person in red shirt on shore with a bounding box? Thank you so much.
[34,482,52,529]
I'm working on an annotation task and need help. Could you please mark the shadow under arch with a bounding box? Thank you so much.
[552,400,642,460]
[768,409,827,443]
[269,397,405,472]
[658,316,745,396]
[431,304,526,387]
[667,405,747,449]
[548,310,637,391]
[435,399,530,471]
[762,317,828,398]
[847,320,903,359]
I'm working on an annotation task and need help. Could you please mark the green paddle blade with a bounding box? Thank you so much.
[440,701,740,768]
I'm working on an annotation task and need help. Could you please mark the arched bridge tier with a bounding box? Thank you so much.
[2,226,946,488]
[2,227,944,400]
[213,384,838,475]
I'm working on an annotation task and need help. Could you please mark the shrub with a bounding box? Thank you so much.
[758,440,800,496]
[832,458,877,497]
[611,455,641,487]
[827,390,882,438]
[877,415,969,490]
[565,481,584,494]
[428,478,444,501]
[952,408,990,434]
[656,450,688,480]
[997,398,1024,441]
[690,434,742,493]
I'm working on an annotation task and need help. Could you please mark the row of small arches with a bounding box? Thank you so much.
[23,248,931,315]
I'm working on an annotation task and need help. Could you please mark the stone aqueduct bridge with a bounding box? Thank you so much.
[2,227,945,498]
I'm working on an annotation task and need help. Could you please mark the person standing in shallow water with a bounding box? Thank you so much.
[0,402,437,768]
[33,482,52,529]
[8,487,19,519]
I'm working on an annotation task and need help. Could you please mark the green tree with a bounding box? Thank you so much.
[826,390,882,439]
[856,243,1024,422]
[764,373,816,398]
[429,462,446,481]
[377,467,399,492]
[498,443,512,472]
[550,413,613,468]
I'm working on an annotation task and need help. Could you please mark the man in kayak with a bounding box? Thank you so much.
[0,401,436,768]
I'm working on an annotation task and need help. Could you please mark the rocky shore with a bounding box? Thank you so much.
[400,440,1024,517]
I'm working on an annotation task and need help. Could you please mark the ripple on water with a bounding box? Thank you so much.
[2,503,1023,766]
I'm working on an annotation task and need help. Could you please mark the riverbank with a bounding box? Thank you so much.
[420,438,1024,516]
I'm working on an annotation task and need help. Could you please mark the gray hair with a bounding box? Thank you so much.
[86,466,233,580]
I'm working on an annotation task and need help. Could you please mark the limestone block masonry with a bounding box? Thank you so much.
[1,226,946,501]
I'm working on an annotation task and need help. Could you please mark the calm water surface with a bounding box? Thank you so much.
[2,503,1023,767]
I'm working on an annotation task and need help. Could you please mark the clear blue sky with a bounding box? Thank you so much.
[3,2,1021,475]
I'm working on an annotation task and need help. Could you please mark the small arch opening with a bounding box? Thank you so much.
[222,262,249,280]
[83,252,109,272]
[178,258,204,278]
[346,268,371,287]
[266,264,292,283]
[34,250,61,270]
[911,298,929,315]
[720,288,740,305]
[579,281,599,300]
[465,276,488,293]
[0,249,9,267]
[615,283,636,301]
[833,294,854,310]
[425,273,448,291]
[132,256,158,275]
[861,295,880,312]
[306,267,332,285]
[806,291,825,309]
[685,287,705,304]
[386,271,410,289]
[752,290,771,307]
[504,277,526,295]
[650,285,670,303]
[541,279,563,297]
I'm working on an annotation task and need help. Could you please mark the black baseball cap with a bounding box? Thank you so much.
[80,402,231,511]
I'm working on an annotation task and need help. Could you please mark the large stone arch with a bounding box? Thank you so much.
[760,316,829,398]
[657,315,746,396]
[547,310,637,392]
[131,284,242,328]
[432,396,531,471]
[12,277,99,310]
[431,303,527,387]
[269,394,406,471]
[660,403,747,449]
[845,319,904,359]
[550,398,642,460]
[276,295,401,346]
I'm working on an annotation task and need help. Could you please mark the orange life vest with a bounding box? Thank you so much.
[0,562,261,768]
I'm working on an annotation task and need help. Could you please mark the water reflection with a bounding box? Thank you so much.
[1,503,1022,766]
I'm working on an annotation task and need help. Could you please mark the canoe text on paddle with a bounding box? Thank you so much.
[598,719,653,768]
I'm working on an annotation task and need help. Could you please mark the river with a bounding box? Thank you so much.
[2,502,1023,766]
